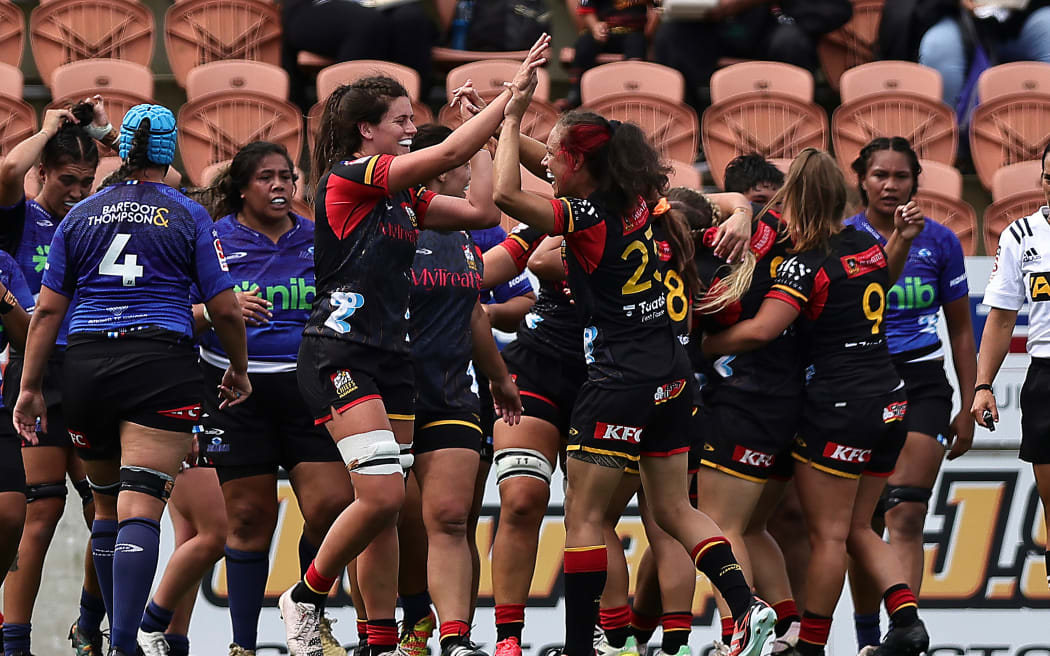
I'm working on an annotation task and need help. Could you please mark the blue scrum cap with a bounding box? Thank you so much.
[119,104,177,166]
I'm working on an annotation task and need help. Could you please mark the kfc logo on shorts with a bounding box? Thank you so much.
[732,445,775,469]
[822,442,872,464]
[68,430,90,448]
[331,370,358,398]
[158,404,202,421]
[654,379,687,404]
[882,401,908,423]
[594,422,643,444]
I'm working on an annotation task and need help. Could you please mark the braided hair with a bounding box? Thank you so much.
[98,118,154,188]
[41,101,99,171]
[310,75,409,191]
[850,136,921,206]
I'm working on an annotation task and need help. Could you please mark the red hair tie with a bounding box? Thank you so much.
[701,226,719,248]
[652,197,671,215]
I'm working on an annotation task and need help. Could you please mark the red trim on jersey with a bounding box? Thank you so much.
[500,232,540,271]
[314,394,383,425]
[412,187,437,228]
[767,288,803,311]
[551,198,569,233]
[577,5,596,14]
[640,446,691,457]
[325,174,384,240]
[803,268,831,320]
[567,223,607,274]
[865,468,894,478]
[520,390,559,409]
[367,154,392,191]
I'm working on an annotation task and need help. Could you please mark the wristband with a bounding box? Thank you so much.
[0,290,16,315]
[86,122,113,141]
[974,383,993,393]
[201,305,212,324]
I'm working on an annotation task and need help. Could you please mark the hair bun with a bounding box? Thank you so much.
[120,104,177,165]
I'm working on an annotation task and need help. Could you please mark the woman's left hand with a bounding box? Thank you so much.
[505,74,537,120]
[946,409,975,460]
[85,94,111,128]
[490,375,523,426]
[12,389,46,445]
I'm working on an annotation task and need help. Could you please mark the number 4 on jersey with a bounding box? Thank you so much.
[99,233,143,287]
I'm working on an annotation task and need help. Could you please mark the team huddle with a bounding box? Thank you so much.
[3,32,1044,656]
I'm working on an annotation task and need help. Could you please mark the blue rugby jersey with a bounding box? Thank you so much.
[0,197,73,346]
[194,213,314,372]
[42,181,234,340]
[845,212,968,360]
[472,225,535,305]
[0,249,35,405]
[410,230,484,414]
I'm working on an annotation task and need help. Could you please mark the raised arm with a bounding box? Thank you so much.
[419,149,501,231]
[0,109,75,207]
[492,82,559,233]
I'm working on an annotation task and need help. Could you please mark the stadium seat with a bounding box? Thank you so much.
[839,60,942,104]
[165,0,281,88]
[917,159,963,200]
[709,61,814,104]
[90,155,181,192]
[983,190,1046,255]
[0,1,24,68]
[702,94,827,189]
[817,0,884,92]
[177,90,303,185]
[581,61,685,105]
[317,60,422,101]
[186,60,289,101]
[913,190,977,255]
[0,61,21,98]
[832,92,956,176]
[30,0,154,86]
[584,92,699,165]
[445,59,551,103]
[667,159,702,190]
[0,94,37,157]
[970,92,1050,190]
[47,91,152,141]
[978,61,1050,102]
[51,59,153,103]
[991,160,1042,201]
[437,96,559,143]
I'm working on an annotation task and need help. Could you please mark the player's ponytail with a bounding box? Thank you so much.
[41,101,99,171]
[99,118,152,187]
[650,197,699,299]
[666,187,756,315]
[771,148,846,254]
[310,75,409,192]
[557,112,670,219]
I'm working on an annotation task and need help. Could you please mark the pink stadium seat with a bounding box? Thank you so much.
[917,159,962,200]
[186,60,289,101]
[445,60,551,103]
[709,61,814,104]
[978,61,1050,102]
[839,60,942,104]
[317,60,422,101]
[585,92,700,165]
[970,92,1050,190]
[0,61,21,98]
[51,58,153,102]
[0,1,24,68]
[581,61,685,105]
[817,0,884,92]
[991,160,1043,201]
[983,190,1046,255]
[914,191,977,255]
[0,94,37,157]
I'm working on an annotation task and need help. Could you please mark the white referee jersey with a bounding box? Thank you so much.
[984,206,1050,358]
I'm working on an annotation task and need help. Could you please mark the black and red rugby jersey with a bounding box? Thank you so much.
[305,154,437,352]
[550,193,686,387]
[696,209,802,397]
[766,225,902,400]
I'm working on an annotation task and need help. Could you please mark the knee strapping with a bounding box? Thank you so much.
[494,448,553,485]
[399,441,414,474]
[336,430,403,475]
[883,486,932,512]
[25,481,67,503]
[87,476,121,497]
[72,478,93,506]
[120,466,174,501]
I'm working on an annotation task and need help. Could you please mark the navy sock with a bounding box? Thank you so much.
[78,588,106,636]
[2,623,30,656]
[399,591,433,629]
[111,518,161,654]
[165,633,189,656]
[854,613,880,650]
[140,600,175,634]
[225,547,269,651]
[91,518,119,624]
[298,534,318,578]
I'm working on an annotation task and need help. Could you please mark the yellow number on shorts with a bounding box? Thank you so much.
[664,268,688,323]
[862,282,886,335]
[620,240,652,295]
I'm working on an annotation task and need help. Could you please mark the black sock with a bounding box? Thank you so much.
[291,580,327,607]
[692,538,752,622]
[883,583,919,629]
[660,612,691,654]
[605,626,630,649]
[563,546,608,656]
[496,623,523,642]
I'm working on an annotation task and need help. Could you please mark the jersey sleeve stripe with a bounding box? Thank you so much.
[766,288,802,311]
[364,156,380,186]
[770,283,807,302]
[1023,217,1033,236]
[1009,224,1022,243]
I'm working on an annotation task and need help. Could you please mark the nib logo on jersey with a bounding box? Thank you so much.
[594,422,643,444]
[822,442,872,464]
[888,277,936,309]
[234,279,315,310]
